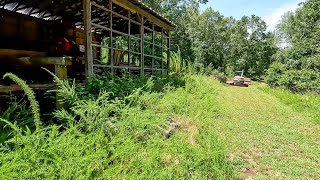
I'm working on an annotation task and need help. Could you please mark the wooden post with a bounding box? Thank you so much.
[168,31,171,75]
[161,28,163,76]
[109,0,114,74]
[152,23,155,75]
[140,16,144,75]
[55,64,68,109]
[128,11,131,74]
[84,0,93,79]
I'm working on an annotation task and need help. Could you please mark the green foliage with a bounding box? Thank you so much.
[80,73,185,102]
[43,68,79,107]
[3,73,41,130]
[258,85,320,124]
[169,48,183,74]
[143,1,277,80]
[0,95,33,143]
[268,0,320,93]
[0,72,234,179]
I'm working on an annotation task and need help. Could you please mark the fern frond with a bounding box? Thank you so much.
[0,118,20,132]
[3,73,41,130]
[42,68,79,106]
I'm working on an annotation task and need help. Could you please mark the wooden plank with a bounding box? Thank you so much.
[0,84,56,93]
[84,0,94,78]
[111,0,173,31]
[0,49,46,57]
[17,57,72,65]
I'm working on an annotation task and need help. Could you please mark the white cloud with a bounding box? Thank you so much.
[263,0,304,31]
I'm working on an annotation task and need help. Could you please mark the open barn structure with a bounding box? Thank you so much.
[0,0,175,87]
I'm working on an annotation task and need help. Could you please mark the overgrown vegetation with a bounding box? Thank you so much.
[0,55,234,179]
[266,0,320,93]
[1,0,320,178]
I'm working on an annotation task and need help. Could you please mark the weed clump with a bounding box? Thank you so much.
[0,58,234,179]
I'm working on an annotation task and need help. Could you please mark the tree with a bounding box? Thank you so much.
[143,0,277,80]
[266,0,320,93]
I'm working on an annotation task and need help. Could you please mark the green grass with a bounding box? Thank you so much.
[212,82,320,179]
[1,73,320,179]
[258,85,320,124]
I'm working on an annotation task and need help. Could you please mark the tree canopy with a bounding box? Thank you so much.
[266,0,320,93]
[143,0,277,80]
[143,0,318,92]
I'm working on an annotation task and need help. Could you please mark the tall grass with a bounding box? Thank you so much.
[258,85,320,124]
[0,56,234,178]
[3,73,41,130]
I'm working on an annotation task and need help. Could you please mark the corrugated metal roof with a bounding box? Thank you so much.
[0,0,175,28]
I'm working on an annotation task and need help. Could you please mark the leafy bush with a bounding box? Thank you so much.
[266,55,320,93]
[268,0,320,93]
[0,72,234,179]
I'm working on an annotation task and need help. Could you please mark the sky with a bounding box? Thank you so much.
[200,0,305,31]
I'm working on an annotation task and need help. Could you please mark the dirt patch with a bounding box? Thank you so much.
[179,119,198,146]
[229,150,265,179]
[227,153,236,161]
[240,153,259,167]
[163,117,198,146]
[161,154,180,167]
[240,169,256,180]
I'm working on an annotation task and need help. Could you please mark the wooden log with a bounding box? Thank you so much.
[0,49,46,57]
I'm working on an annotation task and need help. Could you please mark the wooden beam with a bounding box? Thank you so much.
[167,31,171,75]
[111,0,173,31]
[152,23,155,75]
[0,49,46,57]
[0,84,56,93]
[140,16,144,75]
[128,11,131,73]
[17,57,72,66]
[161,27,163,75]
[109,0,114,73]
[84,0,93,78]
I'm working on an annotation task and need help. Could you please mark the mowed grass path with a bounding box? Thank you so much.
[212,82,320,179]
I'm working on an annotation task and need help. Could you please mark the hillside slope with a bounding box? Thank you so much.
[213,82,320,179]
